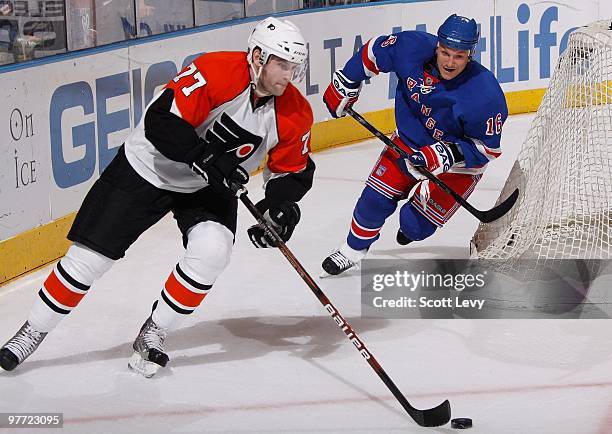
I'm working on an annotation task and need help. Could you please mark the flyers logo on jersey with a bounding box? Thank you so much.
[204,113,263,161]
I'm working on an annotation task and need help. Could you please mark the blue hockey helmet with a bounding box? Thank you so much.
[437,14,479,53]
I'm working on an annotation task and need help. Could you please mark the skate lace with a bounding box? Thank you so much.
[329,252,354,270]
[140,320,167,352]
[5,323,46,363]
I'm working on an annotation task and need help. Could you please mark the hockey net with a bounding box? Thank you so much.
[471,20,612,267]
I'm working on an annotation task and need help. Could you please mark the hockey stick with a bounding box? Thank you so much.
[234,185,451,428]
[346,107,519,223]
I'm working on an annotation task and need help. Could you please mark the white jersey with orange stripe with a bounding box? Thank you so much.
[124,51,313,193]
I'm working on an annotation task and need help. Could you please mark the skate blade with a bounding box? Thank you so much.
[318,266,360,279]
[318,271,354,279]
[128,352,162,378]
[319,270,333,279]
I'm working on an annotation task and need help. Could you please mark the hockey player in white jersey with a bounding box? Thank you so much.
[1,17,315,378]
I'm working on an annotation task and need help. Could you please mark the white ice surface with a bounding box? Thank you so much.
[1,114,612,434]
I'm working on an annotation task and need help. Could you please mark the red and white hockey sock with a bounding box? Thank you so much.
[152,263,212,330]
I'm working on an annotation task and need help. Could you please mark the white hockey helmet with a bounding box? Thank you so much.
[247,17,308,82]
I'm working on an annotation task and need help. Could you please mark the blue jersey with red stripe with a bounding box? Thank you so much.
[342,31,508,171]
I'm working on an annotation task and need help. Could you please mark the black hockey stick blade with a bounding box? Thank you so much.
[409,399,451,427]
[346,107,519,223]
[474,187,519,223]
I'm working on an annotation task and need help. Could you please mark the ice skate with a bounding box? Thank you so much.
[128,316,169,378]
[320,242,367,277]
[0,322,48,371]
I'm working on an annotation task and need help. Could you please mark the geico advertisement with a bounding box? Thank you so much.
[0,0,610,240]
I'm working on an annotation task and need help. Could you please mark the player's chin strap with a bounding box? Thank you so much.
[227,179,451,428]
[248,56,272,97]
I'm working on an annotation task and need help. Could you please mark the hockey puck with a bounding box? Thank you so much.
[451,418,473,429]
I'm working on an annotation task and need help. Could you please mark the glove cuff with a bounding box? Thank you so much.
[185,138,210,166]
[336,69,362,89]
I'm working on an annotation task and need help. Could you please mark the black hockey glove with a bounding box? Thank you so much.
[247,200,301,248]
[190,138,249,198]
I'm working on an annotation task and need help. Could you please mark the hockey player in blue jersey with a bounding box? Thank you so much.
[321,14,508,275]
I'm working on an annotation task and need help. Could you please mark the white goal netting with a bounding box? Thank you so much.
[471,20,612,264]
